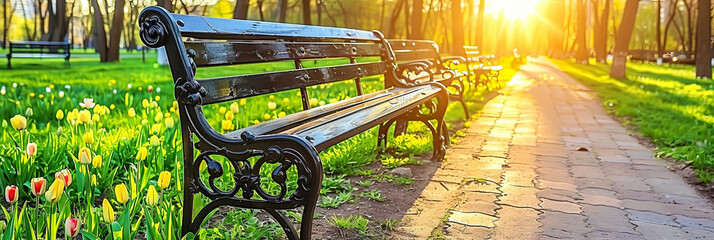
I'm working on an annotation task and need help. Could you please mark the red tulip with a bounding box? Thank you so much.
[147,85,154,93]
[30,177,47,197]
[64,217,80,238]
[55,169,72,187]
[5,185,18,204]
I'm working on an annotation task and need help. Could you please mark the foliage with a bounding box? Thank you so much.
[327,214,369,234]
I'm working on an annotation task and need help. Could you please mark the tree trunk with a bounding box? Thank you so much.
[276,0,287,22]
[547,0,564,58]
[593,0,611,63]
[610,0,639,78]
[655,0,662,61]
[43,0,68,41]
[575,0,588,64]
[387,0,405,38]
[476,0,485,47]
[91,0,108,62]
[410,0,424,39]
[233,0,249,19]
[302,0,311,24]
[107,0,124,61]
[156,0,173,12]
[451,0,464,55]
[695,0,711,78]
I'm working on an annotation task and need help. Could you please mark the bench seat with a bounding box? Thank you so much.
[227,85,442,150]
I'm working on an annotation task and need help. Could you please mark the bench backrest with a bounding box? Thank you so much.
[9,41,70,55]
[388,39,442,66]
[463,45,497,65]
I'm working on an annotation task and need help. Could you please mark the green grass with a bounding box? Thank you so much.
[327,214,370,234]
[552,59,714,182]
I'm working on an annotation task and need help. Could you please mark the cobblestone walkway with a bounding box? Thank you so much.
[393,58,714,239]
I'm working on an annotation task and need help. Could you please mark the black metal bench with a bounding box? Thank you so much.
[463,46,503,90]
[6,41,71,69]
[388,39,471,119]
[138,6,448,240]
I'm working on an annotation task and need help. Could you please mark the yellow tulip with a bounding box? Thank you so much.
[142,99,150,108]
[146,185,159,206]
[102,199,115,223]
[164,117,174,129]
[92,155,102,169]
[110,104,115,110]
[268,102,277,110]
[136,147,148,161]
[158,171,171,189]
[115,184,129,204]
[82,131,94,145]
[154,96,161,101]
[230,102,239,113]
[56,109,64,120]
[172,101,178,109]
[154,112,163,122]
[10,115,26,131]
[269,95,275,100]
[78,147,92,165]
[283,98,290,105]
[91,114,100,122]
[221,120,234,131]
[151,124,161,134]
[219,107,227,114]
[263,113,271,120]
[127,108,136,118]
[225,111,234,121]
[278,112,286,118]
[239,99,247,106]
[78,110,91,123]
[329,98,338,104]
[150,135,160,147]
[45,178,65,204]
[309,98,318,107]
[67,109,78,122]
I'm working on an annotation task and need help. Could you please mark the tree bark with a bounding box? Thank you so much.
[275,0,287,22]
[451,0,464,55]
[610,0,639,79]
[91,0,124,62]
[43,0,68,42]
[387,0,405,38]
[410,0,423,39]
[575,0,588,64]
[547,0,564,58]
[233,0,249,19]
[476,0,485,48]
[302,0,311,24]
[593,0,611,63]
[695,0,711,78]
[156,0,173,12]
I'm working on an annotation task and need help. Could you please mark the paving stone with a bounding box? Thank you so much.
[644,178,701,198]
[502,169,537,187]
[540,198,582,214]
[574,178,614,190]
[622,199,674,215]
[571,165,607,179]
[584,230,645,240]
[453,192,499,215]
[491,205,541,240]
[447,210,497,228]
[674,215,714,232]
[632,221,694,239]
[538,180,578,192]
[583,204,638,234]
[538,211,588,239]
[580,193,622,208]
[609,175,651,192]
[536,188,581,203]
[419,181,459,201]
[442,224,491,240]
[498,185,541,209]
[625,210,679,228]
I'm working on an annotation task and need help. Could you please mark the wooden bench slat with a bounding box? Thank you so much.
[173,14,380,41]
[186,41,382,66]
[393,49,439,62]
[198,61,386,104]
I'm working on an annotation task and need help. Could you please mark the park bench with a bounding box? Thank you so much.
[463,46,503,90]
[388,39,471,119]
[6,41,71,69]
[138,6,448,240]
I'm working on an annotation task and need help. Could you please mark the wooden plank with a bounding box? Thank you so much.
[172,13,380,41]
[186,41,382,66]
[198,61,387,104]
[393,49,440,62]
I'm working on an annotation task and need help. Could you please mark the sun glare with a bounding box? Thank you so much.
[486,0,541,20]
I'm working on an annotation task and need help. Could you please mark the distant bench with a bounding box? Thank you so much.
[7,41,71,69]
[463,46,503,90]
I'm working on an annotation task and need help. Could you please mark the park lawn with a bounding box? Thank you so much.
[552,59,714,182]
[0,55,518,239]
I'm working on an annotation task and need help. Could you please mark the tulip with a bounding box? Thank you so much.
[45,178,65,203]
[319,100,325,106]
[230,102,239,113]
[269,95,275,100]
[10,115,27,131]
[278,112,286,118]
[92,155,102,169]
[309,98,318,107]
[4,185,18,204]
[219,107,227,114]
[65,218,80,238]
[164,117,174,129]
[115,184,129,204]
[263,113,271,120]
[78,147,92,165]
[136,147,148,161]
[225,111,234,121]
[283,98,290,105]
[158,171,171,189]
[150,135,160,147]
[78,110,91,123]
[82,131,94,145]
[239,99,247,106]
[57,126,63,136]
[221,120,234,131]
[154,112,162,122]
[91,114,100,122]
[56,109,64,120]
[128,108,136,118]
[142,99,149,108]
[30,177,47,197]
[27,142,37,156]
[55,169,72,186]
[268,102,277,110]
[102,199,115,223]
[0,88,5,95]
[148,85,154,93]
[58,91,65,98]
[79,98,95,109]
[146,185,159,206]
[25,107,33,117]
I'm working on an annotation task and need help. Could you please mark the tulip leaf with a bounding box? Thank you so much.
[79,230,99,240]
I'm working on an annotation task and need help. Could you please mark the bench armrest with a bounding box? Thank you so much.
[441,56,468,71]
[395,61,434,86]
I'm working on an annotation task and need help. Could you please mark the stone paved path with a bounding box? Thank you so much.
[393,58,714,239]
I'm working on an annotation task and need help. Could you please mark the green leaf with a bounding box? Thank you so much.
[79,230,99,240]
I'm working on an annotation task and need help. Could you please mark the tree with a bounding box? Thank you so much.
[451,0,464,55]
[2,0,15,48]
[233,0,249,19]
[410,0,423,39]
[387,0,405,38]
[592,0,611,63]
[695,0,711,78]
[42,0,70,41]
[610,0,640,78]
[302,0,311,24]
[91,0,125,62]
[476,0,485,47]
[274,0,287,22]
[546,0,564,58]
[574,0,588,64]
[156,0,173,12]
